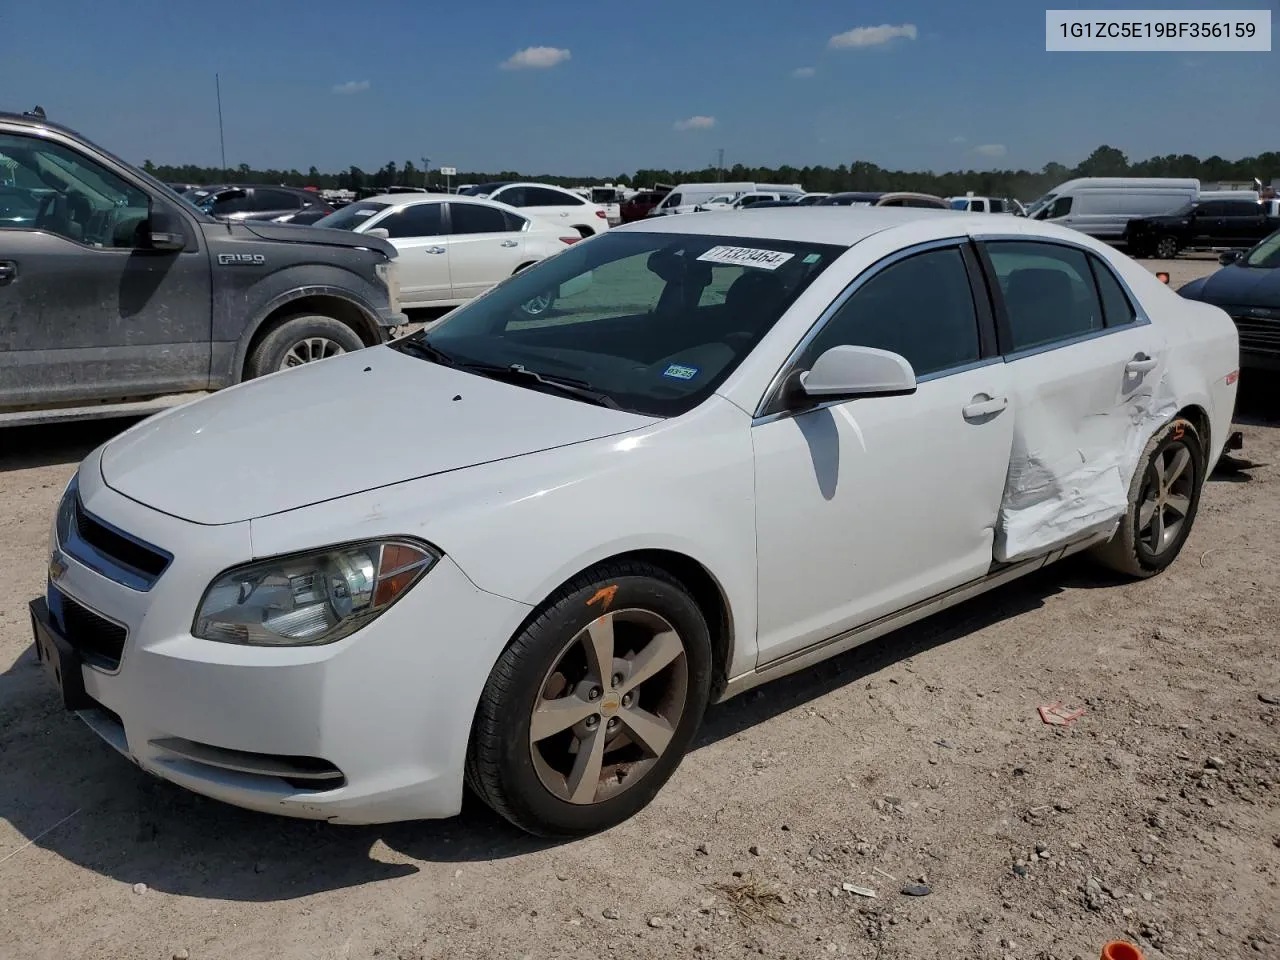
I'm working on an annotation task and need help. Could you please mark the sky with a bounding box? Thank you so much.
[1,0,1274,177]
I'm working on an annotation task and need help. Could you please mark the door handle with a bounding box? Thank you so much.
[962,395,1008,420]
[1126,354,1158,374]
[0,261,15,285]
[426,246,446,255]
[500,239,518,247]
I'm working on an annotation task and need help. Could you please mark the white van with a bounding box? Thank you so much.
[1024,178,1200,241]
[648,182,803,216]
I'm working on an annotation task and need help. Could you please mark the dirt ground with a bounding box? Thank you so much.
[1,255,1276,960]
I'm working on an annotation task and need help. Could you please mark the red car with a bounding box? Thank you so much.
[620,189,670,223]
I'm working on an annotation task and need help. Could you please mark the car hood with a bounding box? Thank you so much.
[1181,265,1280,309]
[232,220,396,258]
[99,347,658,525]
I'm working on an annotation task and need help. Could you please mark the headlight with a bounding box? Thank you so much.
[54,474,78,547]
[193,539,438,646]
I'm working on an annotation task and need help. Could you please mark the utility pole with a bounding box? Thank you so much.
[716,148,724,182]
[215,73,227,174]
[421,156,429,190]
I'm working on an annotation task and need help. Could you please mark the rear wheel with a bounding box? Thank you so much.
[245,314,365,378]
[466,562,712,837]
[1091,417,1205,578]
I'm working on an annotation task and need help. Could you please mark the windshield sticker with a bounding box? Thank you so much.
[662,363,701,381]
[802,253,822,264]
[696,245,794,271]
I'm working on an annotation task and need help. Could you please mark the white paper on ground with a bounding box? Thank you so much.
[994,375,1179,562]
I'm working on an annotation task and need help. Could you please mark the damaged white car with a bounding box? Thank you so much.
[33,208,1239,837]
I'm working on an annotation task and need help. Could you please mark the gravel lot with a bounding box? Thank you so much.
[1,255,1276,960]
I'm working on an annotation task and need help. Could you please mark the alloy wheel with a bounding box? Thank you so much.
[280,337,346,369]
[521,293,553,316]
[1138,440,1195,555]
[1156,237,1178,259]
[529,608,688,805]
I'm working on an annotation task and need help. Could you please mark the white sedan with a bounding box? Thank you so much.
[315,194,580,310]
[32,209,1239,837]
[457,182,611,237]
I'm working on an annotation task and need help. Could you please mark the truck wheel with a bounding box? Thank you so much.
[246,314,366,378]
[1155,236,1179,259]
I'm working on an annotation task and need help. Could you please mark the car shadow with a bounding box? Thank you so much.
[0,559,1107,902]
[0,417,143,474]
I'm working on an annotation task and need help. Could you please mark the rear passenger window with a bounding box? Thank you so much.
[801,247,981,378]
[1089,255,1137,327]
[986,241,1104,352]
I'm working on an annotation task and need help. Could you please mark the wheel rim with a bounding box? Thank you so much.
[529,608,688,805]
[280,337,346,370]
[1137,440,1195,556]
[1157,238,1177,258]
[522,294,552,316]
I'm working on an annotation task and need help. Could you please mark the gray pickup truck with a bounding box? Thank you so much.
[0,108,404,427]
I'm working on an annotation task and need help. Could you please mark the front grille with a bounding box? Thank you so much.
[1232,316,1280,355]
[50,585,127,670]
[74,501,170,578]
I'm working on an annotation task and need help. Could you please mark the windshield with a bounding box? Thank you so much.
[314,201,390,231]
[949,199,969,210]
[1024,193,1055,218]
[396,230,845,417]
[1244,229,1280,269]
[459,182,505,197]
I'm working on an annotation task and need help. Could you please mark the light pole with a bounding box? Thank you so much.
[421,156,429,190]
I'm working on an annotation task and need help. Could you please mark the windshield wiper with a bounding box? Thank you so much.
[460,362,622,409]
[391,337,459,367]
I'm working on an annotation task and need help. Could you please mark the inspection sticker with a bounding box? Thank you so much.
[662,363,701,381]
[696,245,794,270]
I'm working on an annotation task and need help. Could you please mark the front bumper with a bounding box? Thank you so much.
[34,461,530,824]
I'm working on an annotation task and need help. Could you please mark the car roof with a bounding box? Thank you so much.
[617,206,1001,246]
[359,192,532,218]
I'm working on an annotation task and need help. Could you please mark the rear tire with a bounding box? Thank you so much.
[466,561,713,838]
[1090,417,1205,579]
[245,314,365,378]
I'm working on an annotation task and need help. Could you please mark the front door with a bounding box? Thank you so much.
[752,244,1013,665]
[979,239,1168,561]
[0,129,212,409]
[376,201,451,306]
[445,202,527,299]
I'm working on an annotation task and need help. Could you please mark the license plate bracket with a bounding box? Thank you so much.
[30,597,93,712]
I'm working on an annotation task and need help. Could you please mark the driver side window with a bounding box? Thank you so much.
[800,247,982,378]
[0,132,150,249]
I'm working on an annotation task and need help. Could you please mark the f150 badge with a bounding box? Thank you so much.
[217,253,266,265]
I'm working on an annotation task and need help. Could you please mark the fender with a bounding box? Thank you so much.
[223,284,386,384]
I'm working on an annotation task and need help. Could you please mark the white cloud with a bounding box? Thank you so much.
[332,80,370,95]
[829,23,917,49]
[792,66,816,78]
[674,115,716,131]
[500,46,571,70]
[949,135,968,144]
[972,143,1008,158]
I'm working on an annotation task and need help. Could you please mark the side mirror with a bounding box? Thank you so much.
[365,227,390,239]
[1219,249,1243,265]
[792,345,917,403]
[147,203,186,251]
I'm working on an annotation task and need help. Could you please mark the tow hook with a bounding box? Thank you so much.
[1226,430,1244,452]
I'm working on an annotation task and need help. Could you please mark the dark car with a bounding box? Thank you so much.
[1178,229,1280,370]
[619,189,669,223]
[739,200,803,208]
[1125,198,1280,259]
[192,184,334,225]
[0,109,403,427]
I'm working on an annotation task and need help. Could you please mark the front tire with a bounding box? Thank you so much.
[1091,417,1205,578]
[466,562,713,837]
[246,313,365,378]
[1155,235,1180,260]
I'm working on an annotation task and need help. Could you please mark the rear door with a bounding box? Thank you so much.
[0,127,212,410]
[977,238,1166,561]
[1220,199,1267,246]
[444,202,526,299]
[374,200,450,305]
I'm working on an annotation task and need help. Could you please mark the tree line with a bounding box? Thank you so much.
[141,146,1279,201]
